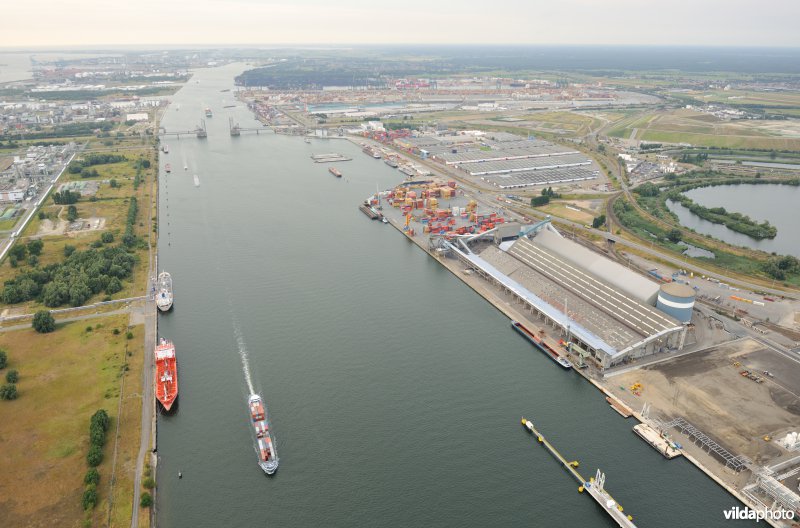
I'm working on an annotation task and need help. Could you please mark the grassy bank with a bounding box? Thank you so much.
[0,315,143,527]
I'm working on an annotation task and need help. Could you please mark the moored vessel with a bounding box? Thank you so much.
[511,320,572,369]
[156,271,173,312]
[165,163,172,173]
[154,338,178,411]
[205,107,213,117]
[249,394,279,475]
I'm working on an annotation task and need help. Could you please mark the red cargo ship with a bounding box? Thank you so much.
[154,338,178,411]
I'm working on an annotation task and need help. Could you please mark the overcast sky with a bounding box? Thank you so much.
[4,0,799,48]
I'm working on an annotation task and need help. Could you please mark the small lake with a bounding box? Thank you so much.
[666,183,800,258]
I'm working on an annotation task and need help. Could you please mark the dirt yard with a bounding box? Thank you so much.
[608,338,800,464]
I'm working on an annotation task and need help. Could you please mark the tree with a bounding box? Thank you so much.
[27,239,43,256]
[101,232,114,244]
[67,205,78,222]
[91,409,110,432]
[531,195,550,207]
[592,215,606,229]
[6,370,18,383]
[0,350,6,369]
[86,444,103,467]
[32,311,56,333]
[64,244,76,257]
[109,179,118,188]
[140,492,153,508]
[28,255,39,267]
[0,384,18,400]
[82,484,98,510]
[84,468,100,486]
[9,244,27,260]
[634,182,659,197]
[667,229,683,243]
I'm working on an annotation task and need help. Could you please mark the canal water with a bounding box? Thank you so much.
[667,183,800,258]
[156,63,754,528]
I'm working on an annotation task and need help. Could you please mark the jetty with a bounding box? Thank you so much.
[521,417,638,528]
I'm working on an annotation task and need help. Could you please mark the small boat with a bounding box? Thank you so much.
[162,144,170,154]
[249,394,279,475]
[184,163,188,171]
[304,137,311,144]
[193,174,200,187]
[165,163,172,173]
[382,217,388,224]
[329,167,342,178]
[205,107,213,118]
[511,320,572,369]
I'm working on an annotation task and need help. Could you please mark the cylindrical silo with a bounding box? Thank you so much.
[656,283,695,323]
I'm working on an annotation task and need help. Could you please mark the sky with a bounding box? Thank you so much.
[3,0,799,48]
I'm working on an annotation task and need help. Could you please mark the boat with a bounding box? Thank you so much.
[304,137,311,144]
[162,144,170,154]
[165,163,172,173]
[156,271,173,312]
[154,338,178,411]
[184,163,188,171]
[384,158,399,168]
[193,174,200,187]
[205,107,213,117]
[382,217,388,224]
[511,320,572,369]
[249,394,279,475]
[329,167,342,178]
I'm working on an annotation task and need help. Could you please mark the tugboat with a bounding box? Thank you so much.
[249,394,279,475]
[156,271,173,312]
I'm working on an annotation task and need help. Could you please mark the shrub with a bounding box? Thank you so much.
[86,444,103,467]
[27,239,43,256]
[143,476,156,489]
[113,328,120,335]
[101,232,114,244]
[140,492,153,508]
[32,311,56,333]
[126,331,134,340]
[64,244,76,257]
[5,370,18,383]
[0,350,6,369]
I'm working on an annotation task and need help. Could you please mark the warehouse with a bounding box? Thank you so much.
[447,222,686,369]
[481,166,598,188]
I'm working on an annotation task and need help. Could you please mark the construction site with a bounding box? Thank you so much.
[364,174,800,526]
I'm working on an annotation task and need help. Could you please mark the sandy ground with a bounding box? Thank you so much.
[36,217,68,237]
[609,338,800,464]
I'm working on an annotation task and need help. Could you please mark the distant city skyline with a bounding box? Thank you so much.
[4,0,800,48]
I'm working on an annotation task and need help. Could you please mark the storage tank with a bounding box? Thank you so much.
[656,283,695,323]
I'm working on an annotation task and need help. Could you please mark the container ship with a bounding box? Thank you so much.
[156,271,173,312]
[329,167,342,178]
[249,394,279,475]
[205,107,213,118]
[154,338,178,411]
[511,320,572,369]
[165,163,172,173]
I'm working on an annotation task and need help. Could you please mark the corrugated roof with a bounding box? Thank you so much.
[532,228,661,304]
